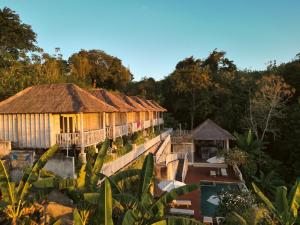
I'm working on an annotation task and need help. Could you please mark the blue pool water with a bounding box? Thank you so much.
[200,182,239,217]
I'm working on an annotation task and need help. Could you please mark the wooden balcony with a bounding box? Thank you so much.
[56,129,105,148]
[128,122,142,134]
[143,120,151,129]
[115,124,128,137]
[158,118,164,125]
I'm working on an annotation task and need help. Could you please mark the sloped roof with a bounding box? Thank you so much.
[91,89,136,112]
[116,94,146,112]
[130,96,157,111]
[192,119,234,140]
[0,83,117,114]
[145,100,163,112]
[149,100,167,112]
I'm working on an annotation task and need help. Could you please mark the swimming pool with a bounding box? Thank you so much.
[200,182,239,217]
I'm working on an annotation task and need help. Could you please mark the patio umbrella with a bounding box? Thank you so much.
[206,156,225,164]
[207,195,220,205]
[158,180,186,192]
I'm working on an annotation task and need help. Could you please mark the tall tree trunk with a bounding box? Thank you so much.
[12,218,17,225]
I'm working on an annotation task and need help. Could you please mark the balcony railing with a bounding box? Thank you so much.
[143,120,151,129]
[115,124,128,137]
[56,129,105,148]
[158,118,164,125]
[129,122,141,134]
[106,126,113,139]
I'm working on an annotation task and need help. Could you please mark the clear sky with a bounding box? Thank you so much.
[1,0,300,80]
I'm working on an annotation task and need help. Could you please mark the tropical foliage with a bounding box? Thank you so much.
[252,181,300,225]
[0,145,59,225]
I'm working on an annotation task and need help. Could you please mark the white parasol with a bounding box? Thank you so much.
[158,180,186,192]
[206,156,225,164]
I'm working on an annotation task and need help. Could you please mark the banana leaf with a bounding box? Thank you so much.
[166,216,202,225]
[17,145,59,201]
[138,153,154,200]
[288,180,300,219]
[98,178,114,225]
[252,182,276,213]
[91,139,110,187]
[121,209,138,225]
[0,159,15,204]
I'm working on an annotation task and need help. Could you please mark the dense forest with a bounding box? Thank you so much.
[1,6,300,190]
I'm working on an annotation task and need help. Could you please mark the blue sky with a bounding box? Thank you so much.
[1,0,300,80]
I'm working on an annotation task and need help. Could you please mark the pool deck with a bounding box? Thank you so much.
[175,165,241,220]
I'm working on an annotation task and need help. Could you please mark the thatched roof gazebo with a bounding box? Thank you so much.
[191,119,234,162]
[192,119,234,141]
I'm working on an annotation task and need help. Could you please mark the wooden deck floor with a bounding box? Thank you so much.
[161,165,241,220]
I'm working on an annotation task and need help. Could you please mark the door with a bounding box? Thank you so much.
[60,115,76,133]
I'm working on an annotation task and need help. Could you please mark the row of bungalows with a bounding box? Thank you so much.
[0,83,166,153]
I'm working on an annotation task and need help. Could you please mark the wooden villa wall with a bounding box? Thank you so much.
[115,112,127,126]
[0,113,52,149]
[82,113,103,131]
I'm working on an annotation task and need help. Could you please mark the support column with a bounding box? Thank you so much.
[112,112,116,140]
[158,112,160,131]
[79,113,86,163]
[225,139,230,150]
[125,112,129,135]
[102,112,106,139]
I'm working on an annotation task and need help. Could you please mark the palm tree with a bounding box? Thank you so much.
[0,145,59,225]
[252,180,300,225]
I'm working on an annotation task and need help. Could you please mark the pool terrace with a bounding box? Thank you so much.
[175,166,241,220]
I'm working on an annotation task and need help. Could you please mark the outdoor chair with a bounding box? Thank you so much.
[203,216,213,225]
[172,200,192,207]
[210,170,216,177]
[221,168,228,176]
[169,208,194,216]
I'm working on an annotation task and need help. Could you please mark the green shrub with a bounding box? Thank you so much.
[114,137,124,148]
[116,143,133,157]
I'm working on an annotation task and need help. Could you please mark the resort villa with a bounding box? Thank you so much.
[0,83,245,224]
[0,83,165,153]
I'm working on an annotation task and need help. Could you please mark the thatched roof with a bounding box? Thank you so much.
[192,119,234,140]
[145,100,162,112]
[91,89,136,112]
[149,100,167,112]
[0,83,117,114]
[130,96,157,111]
[117,95,146,112]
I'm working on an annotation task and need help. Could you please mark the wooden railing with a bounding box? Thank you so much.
[83,129,105,146]
[155,135,171,164]
[106,126,113,139]
[166,153,178,165]
[158,118,164,125]
[115,124,128,137]
[56,129,105,148]
[182,153,188,182]
[143,120,151,129]
[101,129,173,176]
[129,122,139,134]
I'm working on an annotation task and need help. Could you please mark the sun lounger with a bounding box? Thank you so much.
[172,200,192,207]
[169,208,194,216]
[216,217,225,224]
[221,168,228,176]
[203,216,213,224]
[210,170,216,176]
